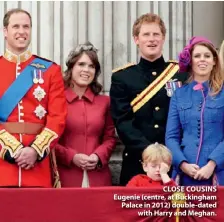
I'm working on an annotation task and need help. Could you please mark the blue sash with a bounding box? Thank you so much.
[0,58,53,122]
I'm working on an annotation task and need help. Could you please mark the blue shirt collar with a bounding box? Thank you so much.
[191,80,209,90]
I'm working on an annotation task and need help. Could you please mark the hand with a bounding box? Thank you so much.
[180,162,200,178]
[159,162,170,175]
[73,153,89,169]
[15,147,38,170]
[194,161,216,180]
[85,154,99,171]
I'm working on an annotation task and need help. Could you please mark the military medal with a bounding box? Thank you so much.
[33,86,46,101]
[38,70,44,84]
[34,104,47,119]
[33,78,38,84]
[33,70,38,84]
[165,82,173,97]
[165,79,182,97]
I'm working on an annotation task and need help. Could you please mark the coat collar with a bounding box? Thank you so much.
[190,80,209,96]
[4,48,32,63]
[148,176,163,185]
[140,174,163,184]
[138,56,165,70]
[191,80,209,89]
[66,87,95,103]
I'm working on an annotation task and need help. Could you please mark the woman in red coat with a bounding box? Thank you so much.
[55,42,116,187]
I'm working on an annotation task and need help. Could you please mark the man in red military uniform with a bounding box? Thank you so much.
[0,8,67,187]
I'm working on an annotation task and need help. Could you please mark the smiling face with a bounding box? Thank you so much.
[134,22,165,62]
[71,53,96,88]
[191,44,216,80]
[4,12,31,54]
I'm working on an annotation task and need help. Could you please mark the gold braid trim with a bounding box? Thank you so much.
[0,129,23,157]
[172,192,186,222]
[31,128,58,158]
[0,148,7,159]
[131,63,179,112]
[112,63,135,73]
[50,149,61,188]
[168,60,179,64]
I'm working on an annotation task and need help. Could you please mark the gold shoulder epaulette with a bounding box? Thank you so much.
[168,60,179,64]
[112,62,135,73]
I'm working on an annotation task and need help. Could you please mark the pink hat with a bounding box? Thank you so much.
[178,36,215,72]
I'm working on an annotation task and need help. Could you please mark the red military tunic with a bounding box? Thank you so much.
[0,49,67,187]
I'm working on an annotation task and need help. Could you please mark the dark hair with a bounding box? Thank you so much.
[3,8,32,27]
[64,42,103,95]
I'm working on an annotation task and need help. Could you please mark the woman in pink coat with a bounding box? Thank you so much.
[55,42,116,187]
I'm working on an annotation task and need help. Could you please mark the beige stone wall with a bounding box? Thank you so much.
[193,1,224,48]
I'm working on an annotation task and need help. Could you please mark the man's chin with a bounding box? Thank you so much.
[17,42,30,48]
[143,53,161,62]
[17,45,28,49]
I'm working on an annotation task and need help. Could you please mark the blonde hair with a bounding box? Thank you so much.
[142,143,172,166]
[219,40,224,72]
[188,42,224,96]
